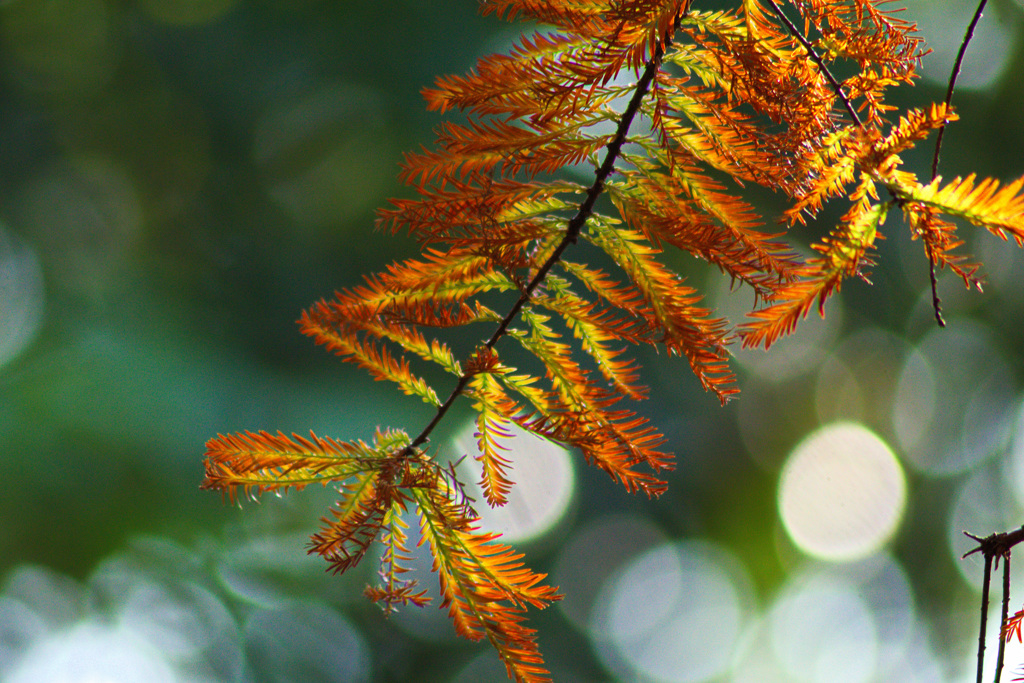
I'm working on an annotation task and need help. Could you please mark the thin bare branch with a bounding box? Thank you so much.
[763,0,862,128]
[925,241,946,327]
[927,0,988,328]
[931,0,989,181]
[407,9,687,453]
[996,554,1012,683]
[979,552,994,683]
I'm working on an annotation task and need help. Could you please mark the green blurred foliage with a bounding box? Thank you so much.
[1,1,1024,681]
[0,0,501,577]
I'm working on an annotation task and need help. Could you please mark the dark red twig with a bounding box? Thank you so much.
[927,0,989,327]
[978,552,994,683]
[406,10,686,454]
[964,527,1024,683]
[996,554,1012,683]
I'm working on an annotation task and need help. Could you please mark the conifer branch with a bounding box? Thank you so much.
[927,0,989,327]
[407,9,686,455]
[202,3,1024,678]
[763,0,862,128]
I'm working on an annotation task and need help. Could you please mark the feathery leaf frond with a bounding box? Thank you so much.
[412,478,560,683]
[203,1,1024,678]
[900,174,1024,244]
[202,430,396,502]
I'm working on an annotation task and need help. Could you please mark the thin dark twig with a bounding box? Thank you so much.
[765,0,948,330]
[964,528,1024,561]
[927,0,989,327]
[763,0,862,128]
[926,241,947,327]
[979,552,994,683]
[996,553,1012,683]
[406,10,686,453]
[964,528,1024,683]
[931,0,989,181]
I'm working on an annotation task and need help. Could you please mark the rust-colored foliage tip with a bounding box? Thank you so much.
[202,1,1024,680]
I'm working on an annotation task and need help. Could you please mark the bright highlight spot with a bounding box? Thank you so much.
[768,569,878,683]
[6,621,177,683]
[591,540,751,683]
[893,324,1014,476]
[0,228,44,369]
[553,514,666,631]
[733,557,926,682]
[779,422,906,561]
[453,420,574,543]
[902,0,1018,91]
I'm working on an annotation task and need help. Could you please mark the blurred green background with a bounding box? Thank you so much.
[2,1,1024,681]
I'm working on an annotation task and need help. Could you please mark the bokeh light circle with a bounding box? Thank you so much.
[778,422,906,561]
[15,156,142,299]
[902,0,1018,90]
[244,602,370,683]
[553,514,666,631]
[1007,398,1024,511]
[1,0,118,95]
[6,621,177,683]
[893,323,1014,476]
[452,420,574,544]
[0,228,44,369]
[768,567,877,683]
[814,328,913,426]
[590,539,752,683]
[734,556,925,682]
[948,462,1020,590]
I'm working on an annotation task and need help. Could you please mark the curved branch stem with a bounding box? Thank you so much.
[931,0,989,181]
[926,0,988,327]
[996,554,1012,683]
[407,9,687,454]
[763,0,862,128]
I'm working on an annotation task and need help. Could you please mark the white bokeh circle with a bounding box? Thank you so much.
[590,539,752,683]
[452,420,575,543]
[779,422,906,562]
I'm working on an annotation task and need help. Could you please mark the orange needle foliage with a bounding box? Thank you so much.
[203,1,1024,680]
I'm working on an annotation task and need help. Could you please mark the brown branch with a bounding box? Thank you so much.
[931,0,989,181]
[996,554,1012,683]
[406,9,687,454]
[763,0,862,128]
[964,527,1024,561]
[964,527,1024,683]
[925,241,947,327]
[927,0,989,328]
[978,552,994,683]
